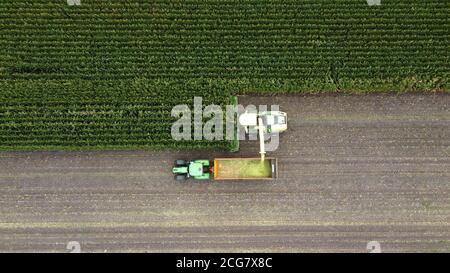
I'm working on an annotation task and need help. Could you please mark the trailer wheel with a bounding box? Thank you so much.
[175,159,187,166]
[175,174,187,181]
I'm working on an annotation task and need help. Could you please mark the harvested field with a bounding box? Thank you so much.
[0,94,448,252]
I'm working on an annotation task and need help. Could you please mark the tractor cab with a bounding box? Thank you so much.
[172,159,211,181]
[188,162,204,177]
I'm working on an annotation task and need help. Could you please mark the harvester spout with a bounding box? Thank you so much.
[258,117,265,162]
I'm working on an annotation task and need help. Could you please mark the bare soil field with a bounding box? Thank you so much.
[0,94,449,252]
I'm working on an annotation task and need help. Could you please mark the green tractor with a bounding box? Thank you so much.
[172,159,212,181]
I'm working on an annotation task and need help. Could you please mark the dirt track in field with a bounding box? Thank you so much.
[0,94,449,253]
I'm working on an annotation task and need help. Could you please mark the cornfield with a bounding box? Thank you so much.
[0,0,448,150]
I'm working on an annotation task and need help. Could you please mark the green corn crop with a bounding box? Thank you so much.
[0,0,448,150]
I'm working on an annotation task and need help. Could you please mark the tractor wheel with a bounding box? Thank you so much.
[175,174,187,181]
[175,159,187,166]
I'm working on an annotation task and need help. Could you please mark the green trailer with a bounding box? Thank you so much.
[172,158,278,181]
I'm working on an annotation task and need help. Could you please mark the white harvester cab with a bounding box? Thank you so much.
[238,111,287,134]
[239,110,287,161]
